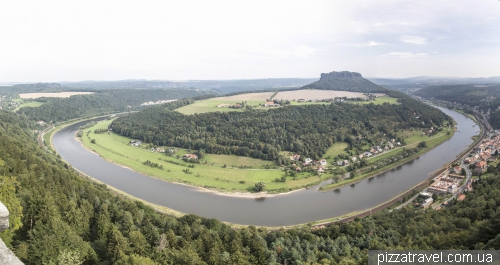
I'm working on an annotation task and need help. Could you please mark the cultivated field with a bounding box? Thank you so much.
[211,92,273,101]
[19,92,94,99]
[176,90,394,115]
[275,90,384,101]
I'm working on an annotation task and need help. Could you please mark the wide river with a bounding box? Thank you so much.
[53,107,476,226]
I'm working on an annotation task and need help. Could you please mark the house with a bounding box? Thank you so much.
[231,103,242,108]
[290,154,301,161]
[304,158,312,165]
[421,198,433,209]
[351,157,357,162]
[419,192,432,198]
[319,159,327,166]
[453,166,462,175]
[156,148,165,153]
[130,140,142,146]
[183,154,198,160]
[297,99,305,102]
[397,142,401,146]
[474,161,487,174]
[264,102,280,107]
[317,166,325,174]
[457,193,466,201]
[343,160,349,166]
[337,161,343,166]
[295,167,301,172]
[447,184,458,194]
[363,152,372,157]
[358,154,364,159]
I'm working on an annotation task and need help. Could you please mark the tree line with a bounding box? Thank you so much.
[17,89,210,123]
[111,97,451,161]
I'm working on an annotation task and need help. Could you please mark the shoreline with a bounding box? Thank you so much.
[77,134,301,198]
[46,106,477,229]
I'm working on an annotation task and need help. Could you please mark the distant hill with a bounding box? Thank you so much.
[302,71,387,93]
[61,78,318,94]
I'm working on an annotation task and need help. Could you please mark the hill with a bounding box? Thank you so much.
[302,71,387,93]
[414,84,500,129]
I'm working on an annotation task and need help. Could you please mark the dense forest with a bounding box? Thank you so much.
[17,89,210,123]
[111,95,451,161]
[414,84,500,128]
[1,110,500,264]
[302,72,386,93]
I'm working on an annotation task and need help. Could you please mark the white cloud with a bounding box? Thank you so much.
[400,36,428,45]
[368,41,386,47]
[382,52,428,59]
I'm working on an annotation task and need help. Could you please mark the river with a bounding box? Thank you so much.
[52,107,477,226]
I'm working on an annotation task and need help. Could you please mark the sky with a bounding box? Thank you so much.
[1,0,499,82]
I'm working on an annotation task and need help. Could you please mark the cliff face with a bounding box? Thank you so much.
[320,71,362,79]
[0,202,23,265]
[303,71,386,93]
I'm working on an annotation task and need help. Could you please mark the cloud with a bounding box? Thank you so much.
[400,36,428,45]
[382,52,428,59]
[368,41,386,47]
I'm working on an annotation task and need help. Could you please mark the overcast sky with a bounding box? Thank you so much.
[1,0,499,82]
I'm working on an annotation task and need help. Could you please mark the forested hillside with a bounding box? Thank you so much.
[415,84,500,108]
[302,71,386,93]
[17,89,211,122]
[415,84,500,129]
[111,95,450,161]
[0,110,500,264]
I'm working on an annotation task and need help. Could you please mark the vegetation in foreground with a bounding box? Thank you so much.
[1,111,500,265]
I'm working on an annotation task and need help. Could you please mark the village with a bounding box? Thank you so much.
[414,132,500,210]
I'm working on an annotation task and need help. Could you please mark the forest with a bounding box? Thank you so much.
[111,95,451,161]
[0,110,500,265]
[414,84,500,128]
[17,89,210,123]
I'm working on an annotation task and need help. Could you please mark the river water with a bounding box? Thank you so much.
[53,107,476,226]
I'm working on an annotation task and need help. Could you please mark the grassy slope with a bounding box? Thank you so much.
[14,101,44,111]
[82,120,325,193]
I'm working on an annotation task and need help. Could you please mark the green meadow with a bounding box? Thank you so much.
[81,119,326,193]
[14,101,44,111]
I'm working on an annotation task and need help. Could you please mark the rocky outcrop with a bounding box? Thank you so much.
[302,71,386,93]
[0,202,24,265]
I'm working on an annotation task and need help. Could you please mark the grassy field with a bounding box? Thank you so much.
[14,101,44,111]
[354,96,399,105]
[176,91,398,115]
[176,99,263,115]
[322,142,348,159]
[80,120,325,193]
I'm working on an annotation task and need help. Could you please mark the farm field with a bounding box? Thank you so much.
[175,99,263,115]
[176,90,396,115]
[274,89,384,101]
[19,91,94,99]
[80,119,327,193]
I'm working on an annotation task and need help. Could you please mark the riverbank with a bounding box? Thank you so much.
[319,129,455,191]
[49,107,479,227]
